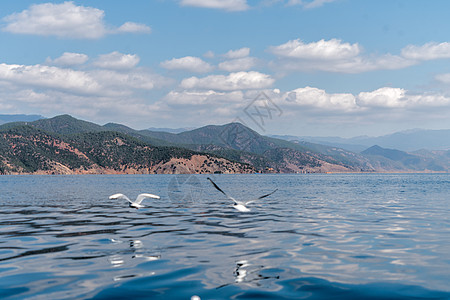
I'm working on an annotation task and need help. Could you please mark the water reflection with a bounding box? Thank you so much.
[234,260,251,283]
[107,239,161,268]
[217,259,280,289]
[130,240,161,261]
[108,254,124,267]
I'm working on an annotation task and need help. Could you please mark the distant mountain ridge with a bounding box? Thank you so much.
[0,114,449,174]
[0,114,45,125]
[361,145,450,172]
[273,128,450,151]
[147,127,194,134]
[362,145,416,161]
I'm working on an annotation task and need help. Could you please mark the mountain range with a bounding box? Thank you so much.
[0,114,449,174]
[273,129,450,152]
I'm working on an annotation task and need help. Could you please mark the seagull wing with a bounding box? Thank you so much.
[244,189,278,205]
[136,193,160,204]
[207,177,238,204]
[109,193,133,204]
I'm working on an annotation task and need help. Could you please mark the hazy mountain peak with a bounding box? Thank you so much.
[147,126,195,134]
[361,144,414,161]
[0,114,45,125]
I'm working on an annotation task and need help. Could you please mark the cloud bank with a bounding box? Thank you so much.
[283,86,450,111]
[0,51,171,125]
[268,38,450,73]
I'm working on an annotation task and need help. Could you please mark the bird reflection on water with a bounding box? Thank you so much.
[216,259,280,289]
[108,239,161,282]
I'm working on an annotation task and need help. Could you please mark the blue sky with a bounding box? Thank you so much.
[1,0,450,137]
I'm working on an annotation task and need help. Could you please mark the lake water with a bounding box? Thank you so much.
[0,174,449,299]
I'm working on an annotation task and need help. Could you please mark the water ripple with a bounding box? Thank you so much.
[0,174,449,299]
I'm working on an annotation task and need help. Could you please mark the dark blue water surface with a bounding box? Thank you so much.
[0,174,449,299]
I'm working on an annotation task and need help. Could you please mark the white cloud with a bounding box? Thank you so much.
[270,38,360,60]
[358,87,450,108]
[288,0,337,9]
[160,56,214,73]
[304,0,337,8]
[7,51,166,98]
[90,69,166,92]
[0,62,164,99]
[1,1,151,39]
[180,71,275,91]
[2,1,105,39]
[280,86,450,112]
[203,51,215,58]
[401,42,450,60]
[223,47,251,59]
[311,54,412,73]
[218,57,257,71]
[46,52,89,66]
[270,39,450,74]
[219,48,256,71]
[116,22,151,34]
[0,63,101,95]
[164,90,244,106]
[269,38,416,73]
[357,87,407,108]
[285,86,357,111]
[180,0,249,11]
[435,73,450,84]
[93,52,140,70]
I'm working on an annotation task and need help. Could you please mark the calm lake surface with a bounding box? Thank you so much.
[0,174,449,299]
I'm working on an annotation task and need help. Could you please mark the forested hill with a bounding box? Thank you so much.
[0,115,448,174]
[0,123,254,175]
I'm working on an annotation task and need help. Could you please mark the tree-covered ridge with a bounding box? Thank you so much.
[0,124,254,175]
[0,125,90,173]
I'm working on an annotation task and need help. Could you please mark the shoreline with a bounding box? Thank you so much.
[2,171,448,176]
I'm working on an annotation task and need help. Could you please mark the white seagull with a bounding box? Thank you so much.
[109,193,160,209]
[207,177,277,212]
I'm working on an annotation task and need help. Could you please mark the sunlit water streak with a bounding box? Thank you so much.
[0,174,449,299]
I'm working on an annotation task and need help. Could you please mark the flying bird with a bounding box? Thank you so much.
[207,177,277,212]
[109,193,160,209]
